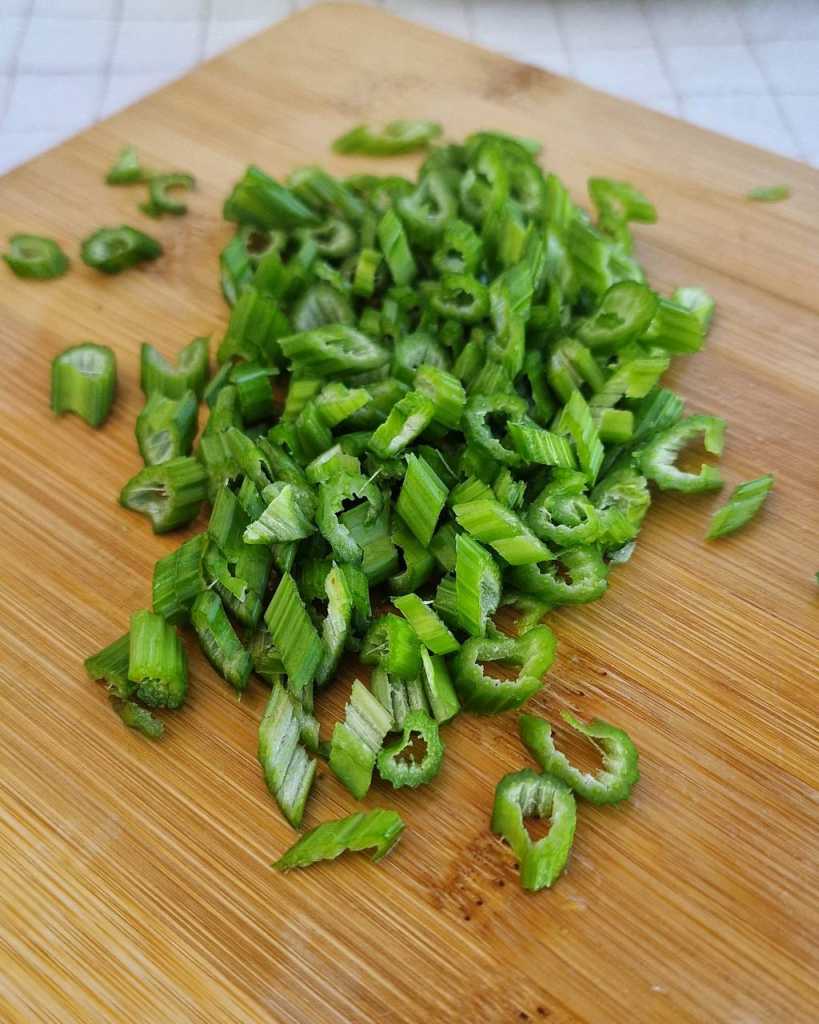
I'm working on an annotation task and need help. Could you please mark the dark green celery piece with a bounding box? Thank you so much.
[244,483,315,545]
[141,172,195,218]
[151,533,206,624]
[264,573,322,709]
[105,145,147,184]
[389,516,436,595]
[414,365,466,430]
[51,343,116,427]
[204,487,272,627]
[432,273,489,323]
[140,336,209,399]
[392,331,449,385]
[274,808,405,871]
[452,625,556,713]
[217,287,287,367]
[509,546,609,607]
[85,633,133,699]
[361,613,421,680]
[224,165,319,229]
[258,682,316,828]
[377,710,443,789]
[520,711,640,804]
[316,471,383,565]
[81,226,161,274]
[377,208,416,286]
[287,165,367,223]
[329,679,392,799]
[198,385,242,499]
[229,362,277,423]
[706,474,774,540]
[639,414,725,492]
[529,470,602,549]
[557,389,604,483]
[454,533,501,638]
[397,171,457,247]
[247,626,285,685]
[120,456,208,533]
[280,324,389,378]
[191,590,252,693]
[4,234,69,279]
[333,120,441,156]
[136,389,198,465]
[491,769,576,891]
[127,609,187,709]
[463,393,528,468]
[577,281,658,351]
[292,281,355,334]
[113,700,164,739]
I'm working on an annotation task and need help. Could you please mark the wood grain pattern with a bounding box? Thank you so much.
[1,6,818,1022]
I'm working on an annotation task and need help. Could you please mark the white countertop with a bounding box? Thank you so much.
[1,0,817,175]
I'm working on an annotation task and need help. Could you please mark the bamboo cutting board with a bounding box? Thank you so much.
[1,6,818,1022]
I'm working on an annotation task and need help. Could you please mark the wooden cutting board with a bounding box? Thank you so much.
[1,6,817,1022]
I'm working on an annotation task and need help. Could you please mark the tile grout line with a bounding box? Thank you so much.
[550,0,575,76]
[638,0,683,118]
[0,0,36,127]
[730,0,806,162]
[94,0,125,122]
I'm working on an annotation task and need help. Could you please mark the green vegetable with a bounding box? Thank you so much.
[258,682,316,828]
[127,609,187,709]
[491,769,576,890]
[377,710,443,788]
[392,593,459,656]
[455,534,501,637]
[361,613,421,680]
[451,625,556,713]
[274,809,405,871]
[142,172,195,217]
[136,389,198,465]
[264,573,322,709]
[4,234,69,279]
[140,336,209,399]
[747,185,790,202]
[333,120,442,156]
[51,343,116,427]
[639,414,725,492]
[105,145,148,185]
[707,474,774,540]
[113,700,164,739]
[191,590,252,693]
[81,225,162,273]
[329,679,392,798]
[520,711,640,804]
[120,456,208,533]
[151,533,206,624]
[85,633,133,699]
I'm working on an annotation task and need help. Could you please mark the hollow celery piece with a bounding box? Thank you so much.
[528,470,602,549]
[392,593,459,656]
[706,474,774,540]
[377,710,444,789]
[127,609,187,709]
[491,769,576,891]
[51,343,116,427]
[451,624,556,714]
[136,389,198,465]
[151,532,206,624]
[389,516,436,596]
[509,547,609,608]
[81,225,161,274]
[140,336,209,399]
[120,456,208,533]
[519,711,640,804]
[264,573,322,709]
[455,534,501,638]
[141,172,195,217]
[639,414,725,492]
[191,590,252,693]
[85,633,133,699]
[274,809,405,871]
[258,682,316,829]
[4,234,69,279]
[329,680,392,799]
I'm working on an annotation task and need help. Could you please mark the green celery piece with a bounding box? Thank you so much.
[377,710,444,789]
[258,683,316,828]
[706,474,774,540]
[274,809,405,871]
[329,680,392,799]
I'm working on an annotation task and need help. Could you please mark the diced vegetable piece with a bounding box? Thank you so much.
[51,343,116,427]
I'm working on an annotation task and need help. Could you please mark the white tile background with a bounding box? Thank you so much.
[1,0,817,175]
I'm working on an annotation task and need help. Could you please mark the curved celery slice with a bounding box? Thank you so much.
[377,710,443,789]
[491,769,576,891]
[140,336,209,399]
[519,711,640,805]
[274,808,405,871]
[509,546,609,608]
[451,624,556,714]
[51,343,116,427]
[639,414,725,492]
[120,457,208,534]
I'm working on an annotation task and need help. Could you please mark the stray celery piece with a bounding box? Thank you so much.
[81,225,161,274]
[140,336,209,399]
[141,172,195,218]
[329,679,392,799]
[136,389,198,465]
[707,474,774,540]
[191,590,252,692]
[258,682,316,828]
[85,633,133,699]
[274,808,405,871]
[333,120,441,156]
[639,414,725,492]
[113,700,164,739]
[105,145,147,184]
[747,185,790,202]
[127,609,187,709]
[120,456,208,533]
[4,234,69,279]
[51,343,116,427]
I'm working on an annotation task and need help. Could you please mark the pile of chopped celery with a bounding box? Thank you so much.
[74,123,776,889]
